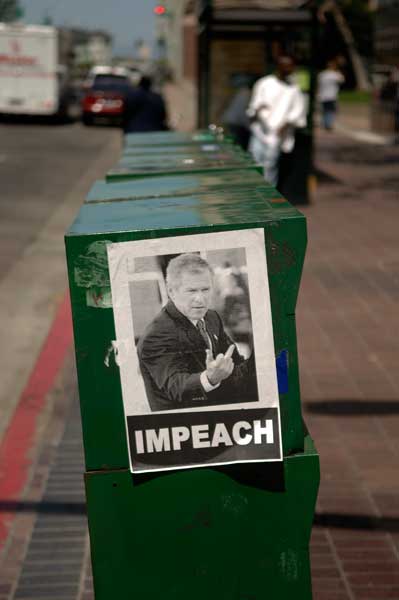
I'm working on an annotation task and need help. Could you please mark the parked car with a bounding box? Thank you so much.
[81,67,132,126]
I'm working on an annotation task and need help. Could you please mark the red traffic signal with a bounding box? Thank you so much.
[154,5,166,15]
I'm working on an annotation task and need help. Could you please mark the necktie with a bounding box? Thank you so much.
[197,320,211,352]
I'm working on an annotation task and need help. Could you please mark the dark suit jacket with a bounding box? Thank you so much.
[137,301,258,412]
[123,87,167,133]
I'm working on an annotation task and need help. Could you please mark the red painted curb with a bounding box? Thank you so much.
[0,292,73,550]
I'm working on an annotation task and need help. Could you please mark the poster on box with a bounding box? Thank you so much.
[107,228,282,473]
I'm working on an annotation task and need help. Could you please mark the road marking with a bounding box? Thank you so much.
[0,291,73,550]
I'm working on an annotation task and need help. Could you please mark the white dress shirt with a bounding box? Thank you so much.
[318,69,345,102]
[247,74,307,152]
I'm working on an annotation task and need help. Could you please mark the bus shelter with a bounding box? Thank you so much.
[197,0,319,204]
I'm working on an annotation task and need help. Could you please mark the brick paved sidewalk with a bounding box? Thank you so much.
[1,129,398,600]
[0,354,93,600]
[300,130,399,600]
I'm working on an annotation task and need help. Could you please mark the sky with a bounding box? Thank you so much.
[22,0,156,56]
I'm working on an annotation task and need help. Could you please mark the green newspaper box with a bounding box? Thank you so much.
[65,140,319,599]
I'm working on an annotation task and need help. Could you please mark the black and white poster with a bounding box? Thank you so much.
[107,228,282,473]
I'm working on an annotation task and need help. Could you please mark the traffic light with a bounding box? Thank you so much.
[153,5,166,15]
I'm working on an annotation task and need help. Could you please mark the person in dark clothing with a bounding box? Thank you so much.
[221,75,252,150]
[122,75,168,133]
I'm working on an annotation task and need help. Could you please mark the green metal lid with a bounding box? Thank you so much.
[122,143,244,157]
[86,170,268,203]
[117,150,248,167]
[124,130,232,147]
[107,153,258,181]
[68,187,299,237]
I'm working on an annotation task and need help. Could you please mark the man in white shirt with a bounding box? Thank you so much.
[317,59,345,130]
[247,56,307,186]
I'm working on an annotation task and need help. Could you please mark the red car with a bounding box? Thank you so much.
[81,73,131,126]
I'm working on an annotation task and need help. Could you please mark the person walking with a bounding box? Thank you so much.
[318,59,345,131]
[122,75,168,133]
[221,75,252,150]
[247,56,307,186]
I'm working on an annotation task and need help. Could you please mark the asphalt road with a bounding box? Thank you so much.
[0,120,121,441]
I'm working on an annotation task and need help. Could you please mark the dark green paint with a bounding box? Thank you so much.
[85,435,319,600]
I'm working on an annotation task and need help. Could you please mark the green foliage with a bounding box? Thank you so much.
[318,0,374,87]
[339,90,371,103]
[0,0,23,22]
[340,0,374,58]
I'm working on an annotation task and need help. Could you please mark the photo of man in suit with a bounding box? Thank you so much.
[137,253,258,412]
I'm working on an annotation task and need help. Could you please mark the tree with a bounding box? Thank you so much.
[0,0,23,22]
[318,0,372,91]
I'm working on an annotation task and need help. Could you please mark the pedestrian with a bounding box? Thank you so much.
[317,59,345,131]
[221,75,252,150]
[247,55,307,186]
[122,74,168,134]
[379,67,399,143]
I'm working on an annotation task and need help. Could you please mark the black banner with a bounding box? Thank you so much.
[127,407,281,472]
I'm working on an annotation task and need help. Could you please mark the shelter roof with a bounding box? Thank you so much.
[212,0,311,8]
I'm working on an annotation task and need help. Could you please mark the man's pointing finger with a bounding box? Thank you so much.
[224,344,235,359]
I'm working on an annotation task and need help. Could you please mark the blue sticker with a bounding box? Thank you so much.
[276,350,289,394]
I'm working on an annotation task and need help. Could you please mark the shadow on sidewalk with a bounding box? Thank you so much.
[314,512,399,533]
[319,144,399,166]
[305,399,399,416]
[313,167,343,185]
[0,499,86,515]
[1,500,399,532]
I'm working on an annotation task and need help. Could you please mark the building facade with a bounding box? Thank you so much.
[374,0,399,66]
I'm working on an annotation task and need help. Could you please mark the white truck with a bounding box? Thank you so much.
[0,23,72,117]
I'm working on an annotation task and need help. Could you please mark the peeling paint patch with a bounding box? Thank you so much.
[74,240,113,307]
[86,286,112,308]
[104,339,131,367]
[269,238,295,274]
[221,493,248,517]
[178,506,212,532]
[279,548,299,582]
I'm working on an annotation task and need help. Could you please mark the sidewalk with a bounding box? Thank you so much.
[1,125,399,599]
[300,128,399,599]
[332,102,395,146]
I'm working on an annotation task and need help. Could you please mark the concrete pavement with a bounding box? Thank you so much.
[301,127,399,600]
[0,121,120,599]
[331,102,394,146]
[0,117,399,599]
[0,123,120,442]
